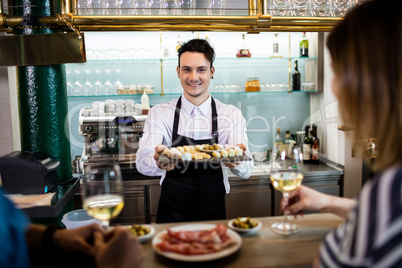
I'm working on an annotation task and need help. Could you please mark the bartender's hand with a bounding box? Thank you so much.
[53,223,103,256]
[154,144,176,171]
[94,227,144,268]
[223,143,247,169]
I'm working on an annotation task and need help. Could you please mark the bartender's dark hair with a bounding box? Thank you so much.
[178,39,215,68]
[327,0,402,171]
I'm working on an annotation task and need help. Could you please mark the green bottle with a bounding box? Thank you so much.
[300,32,309,58]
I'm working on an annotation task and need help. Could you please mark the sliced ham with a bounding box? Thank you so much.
[155,224,236,255]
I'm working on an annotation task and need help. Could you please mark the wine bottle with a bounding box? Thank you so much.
[292,60,301,91]
[303,125,311,163]
[236,34,252,58]
[300,32,309,57]
[274,127,284,151]
[311,124,320,164]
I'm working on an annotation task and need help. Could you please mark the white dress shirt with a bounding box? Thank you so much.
[135,94,254,193]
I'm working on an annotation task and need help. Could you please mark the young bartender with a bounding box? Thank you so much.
[136,39,254,223]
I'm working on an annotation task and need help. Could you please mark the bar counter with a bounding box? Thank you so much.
[142,213,343,268]
[32,213,343,267]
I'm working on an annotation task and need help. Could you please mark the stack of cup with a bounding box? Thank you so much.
[105,99,117,114]
[92,101,106,116]
[125,100,135,114]
[115,100,126,114]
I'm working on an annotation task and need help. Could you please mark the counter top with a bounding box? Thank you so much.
[141,213,343,268]
[122,161,343,186]
[23,179,80,219]
[31,213,344,268]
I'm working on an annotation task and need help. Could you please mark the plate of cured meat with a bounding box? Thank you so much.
[152,223,242,262]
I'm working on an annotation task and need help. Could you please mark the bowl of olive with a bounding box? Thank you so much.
[228,217,262,234]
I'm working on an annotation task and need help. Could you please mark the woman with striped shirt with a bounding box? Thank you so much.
[283,0,402,267]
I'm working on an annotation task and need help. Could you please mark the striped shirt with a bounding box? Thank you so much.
[319,165,402,267]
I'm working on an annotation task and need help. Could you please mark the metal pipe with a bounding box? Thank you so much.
[72,15,263,26]
[249,0,258,15]
[271,16,342,27]
[0,13,340,32]
[61,0,71,14]
[259,0,267,15]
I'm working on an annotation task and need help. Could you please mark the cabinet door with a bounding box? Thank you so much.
[112,187,146,224]
[226,188,272,218]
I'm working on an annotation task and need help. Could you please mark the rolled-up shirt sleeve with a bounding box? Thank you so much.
[135,107,167,178]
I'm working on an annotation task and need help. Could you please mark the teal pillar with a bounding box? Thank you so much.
[10,0,72,182]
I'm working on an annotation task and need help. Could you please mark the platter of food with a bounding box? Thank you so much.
[158,143,252,164]
[152,223,242,262]
[127,224,155,243]
[228,217,262,234]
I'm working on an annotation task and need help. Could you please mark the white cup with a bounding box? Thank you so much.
[105,99,117,114]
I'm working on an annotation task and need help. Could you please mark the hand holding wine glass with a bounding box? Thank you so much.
[270,146,303,235]
[82,164,124,230]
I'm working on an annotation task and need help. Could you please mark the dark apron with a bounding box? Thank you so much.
[156,96,226,223]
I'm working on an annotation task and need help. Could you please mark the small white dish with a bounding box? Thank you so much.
[228,218,262,234]
[125,225,155,243]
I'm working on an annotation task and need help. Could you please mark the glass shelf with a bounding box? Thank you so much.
[84,57,318,63]
[67,90,318,98]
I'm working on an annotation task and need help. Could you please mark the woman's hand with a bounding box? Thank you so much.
[53,223,103,256]
[282,185,356,219]
[154,145,176,171]
[94,227,144,268]
[281,185,330,218]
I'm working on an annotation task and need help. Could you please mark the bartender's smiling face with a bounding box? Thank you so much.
[177,51,215,105]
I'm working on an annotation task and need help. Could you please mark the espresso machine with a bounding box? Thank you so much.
[78,101,147,172]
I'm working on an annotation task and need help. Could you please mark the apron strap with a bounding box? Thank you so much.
[172,96,182,142]
[211,97,219,144]
[172,96,219,144]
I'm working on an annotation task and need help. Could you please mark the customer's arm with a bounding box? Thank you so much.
[25,223,103,256]
[283,185,356,219]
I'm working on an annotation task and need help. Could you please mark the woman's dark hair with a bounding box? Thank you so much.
[178,39,215,68]
[327,0,402,171]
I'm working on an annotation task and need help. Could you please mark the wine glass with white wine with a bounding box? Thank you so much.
[270,145,303,235]
[82,163,124,230]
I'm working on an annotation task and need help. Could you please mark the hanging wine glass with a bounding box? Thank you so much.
[311,0,330,16]
[272,0,290,16]
[333,0,351,17]
[291,0,309,16]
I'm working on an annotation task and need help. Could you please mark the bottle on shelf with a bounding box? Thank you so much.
[141,91,150,115]
[271,34,282,58]
[274,127,284,152]
[303,125,311,163]
[300,32,309,58]
[292,60,301,91]
[284,130,296,158]
[236,33,252,58]
[311,124,320,164]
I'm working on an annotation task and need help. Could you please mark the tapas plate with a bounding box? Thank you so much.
[228,218,262,234]
[158,154,252,164]
[152,223,242,262]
